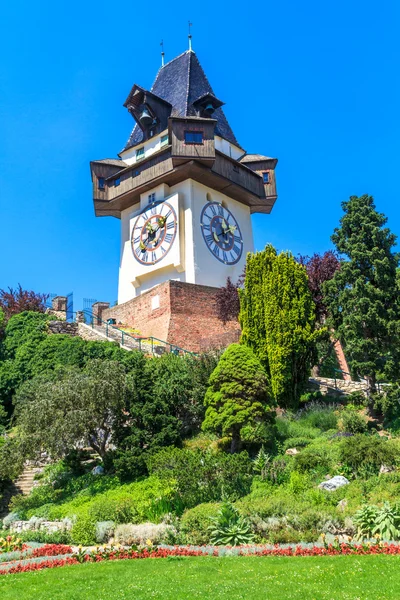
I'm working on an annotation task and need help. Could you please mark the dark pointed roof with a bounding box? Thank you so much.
[122,51,241,152]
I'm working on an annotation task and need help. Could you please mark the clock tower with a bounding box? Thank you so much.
[90,49,278,351]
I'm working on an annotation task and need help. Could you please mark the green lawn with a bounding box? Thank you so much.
[1,555,400,600]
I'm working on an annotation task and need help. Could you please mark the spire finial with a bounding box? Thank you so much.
[188,21,193,51]
[160,39,165,67]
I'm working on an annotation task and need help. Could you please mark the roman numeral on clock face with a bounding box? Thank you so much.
[200,202,243,265]
[131,200,177,266]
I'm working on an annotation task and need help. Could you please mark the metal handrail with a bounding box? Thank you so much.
[76,310,197,356]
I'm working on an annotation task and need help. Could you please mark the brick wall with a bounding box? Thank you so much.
[102,280,241,353]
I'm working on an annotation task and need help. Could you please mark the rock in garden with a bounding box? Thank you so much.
[319,475,349,491]
[285,448,299,455]
[92,465,104,475]
[379,464,394,474]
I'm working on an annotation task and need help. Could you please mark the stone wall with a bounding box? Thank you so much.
[309,377,367,396]
[47,321,79,336]
[102,280,241,353]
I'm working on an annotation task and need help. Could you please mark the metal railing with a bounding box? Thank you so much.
[78,310,197,357]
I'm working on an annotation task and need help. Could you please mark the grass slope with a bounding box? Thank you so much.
[1,555,400,600]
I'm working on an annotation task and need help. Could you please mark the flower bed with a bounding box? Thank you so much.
[1,541,400,576]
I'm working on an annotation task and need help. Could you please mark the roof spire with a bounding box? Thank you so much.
[188,21,193,51]
[160,40,165,67]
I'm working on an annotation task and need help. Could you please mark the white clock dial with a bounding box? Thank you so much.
[200,202,243,265]
[131,201,177,265]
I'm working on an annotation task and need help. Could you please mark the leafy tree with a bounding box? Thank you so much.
[12,360,130,461]
[299,251,340,322]
[202,343,274,452]
[0,284,48,321]
[216,272,245,323]
[324,195,400,390]
[240,245,321,407]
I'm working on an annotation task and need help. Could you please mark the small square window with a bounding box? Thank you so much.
[136,147,145,161]
[161,134,169,147]
[185,131,203,144]
[148,192,156,204]
[233,164,239,173]
[262,172,270,184]
[98,177,105,190]
[115,177,120,187]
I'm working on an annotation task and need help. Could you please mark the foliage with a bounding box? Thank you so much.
[324,195,400,389]
[0,285,48,322]
[95,521,115,544]
[340,409,367,434]
[354,502,400,541]
[252,446,272,478]
[179,503,221,545]
[339,434,397,476]
[0,535,24,553]
[215,273,244,323]
[240,245,321,408]
[296,403,338,431]
[203,343,274,452]
[299,251,340,322]
[372,502,400,541]
[70,516,96,546]
[113,352,218,480]
[209,500,254,546]
[353,504,379,540]
[147,447,253,507]
[12,360,130,460]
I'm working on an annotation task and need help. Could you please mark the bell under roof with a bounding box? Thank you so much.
[122,50,241,152]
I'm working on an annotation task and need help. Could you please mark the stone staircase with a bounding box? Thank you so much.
[0,465,41,518]
[14,467,39,496]
[78,322,173,355]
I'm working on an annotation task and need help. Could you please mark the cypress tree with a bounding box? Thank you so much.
[324,194,400,391]
[239,245,320,408]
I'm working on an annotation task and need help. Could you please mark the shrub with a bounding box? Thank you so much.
[16,529,72,545]
[203,343,274,453]
[340,410,367,434]
[294,441,339,475]
[209,500,254,546]
[180,503,221,545]
[147,447,253,507]
[346,391,367,407]
[354,502,400,541]
[114,522,171,546]
[95,521,115,543]
[297,404,338,431]
[340,435,397,477]
[71,516,96,545]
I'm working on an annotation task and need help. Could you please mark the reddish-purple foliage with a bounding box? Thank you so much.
[0,284,49,321]
[216,272,245,324]
[298,251,340,321]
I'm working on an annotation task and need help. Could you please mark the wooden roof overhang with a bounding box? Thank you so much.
[92,148,275,218]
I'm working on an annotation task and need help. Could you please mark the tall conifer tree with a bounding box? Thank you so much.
[324,195,400,390]
[239,245,319,408]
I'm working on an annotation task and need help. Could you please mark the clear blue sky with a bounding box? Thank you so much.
[1,0,399,310]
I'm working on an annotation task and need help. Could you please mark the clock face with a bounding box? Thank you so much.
[200,202,243,265]
[131,201,177,265]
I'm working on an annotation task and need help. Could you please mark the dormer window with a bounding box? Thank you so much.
[98,177,105,190]
[262,172,270,184]
[115,177,120,187]
[136,147,145,161]
[185,131,203,145]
